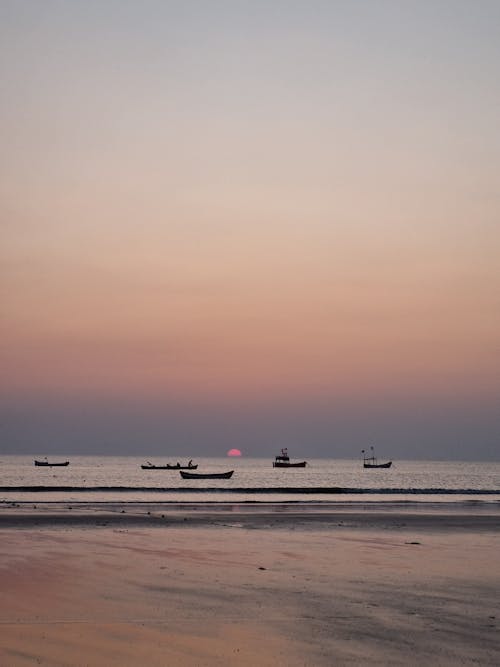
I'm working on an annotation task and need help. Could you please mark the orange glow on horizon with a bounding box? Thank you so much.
[1,3,499,420]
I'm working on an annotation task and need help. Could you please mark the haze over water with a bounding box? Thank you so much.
[1,1,499,460]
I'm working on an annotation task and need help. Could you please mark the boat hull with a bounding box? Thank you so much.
[141,465,198,470]
[273,461,307,468]
[34,460,69,467]
[180,470,234,479]
[363,461,392,469]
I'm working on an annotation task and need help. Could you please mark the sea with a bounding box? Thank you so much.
[1,456,500,507]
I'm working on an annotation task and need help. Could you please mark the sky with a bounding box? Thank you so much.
[1,0,499,459]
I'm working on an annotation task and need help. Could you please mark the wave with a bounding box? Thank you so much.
[0,486,499,495]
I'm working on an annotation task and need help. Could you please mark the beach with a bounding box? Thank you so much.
[0,504,499,666]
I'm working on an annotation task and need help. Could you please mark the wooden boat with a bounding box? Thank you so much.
[272,448,307,468]
[362,447,392,469]
[34,459,70,467]
[141,461,197,470]
[180,470,234,479]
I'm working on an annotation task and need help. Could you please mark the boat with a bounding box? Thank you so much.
[34,459,70,467]
[141,461,197,470]
[272,448,307,468]
[362,447,392,469]
[179,470,234,479]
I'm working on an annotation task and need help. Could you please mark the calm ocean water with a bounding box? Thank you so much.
[1,456,499,504]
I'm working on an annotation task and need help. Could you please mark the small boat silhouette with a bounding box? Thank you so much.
[361,447,392,469]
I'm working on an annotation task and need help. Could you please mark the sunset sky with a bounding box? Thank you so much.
[1,1,499,459]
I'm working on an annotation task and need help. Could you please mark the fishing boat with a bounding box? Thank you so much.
[179,470,234,479]
[272,448,307,468]
[362,447,392,469]
[141,461,197,470]
[34,459,70,467]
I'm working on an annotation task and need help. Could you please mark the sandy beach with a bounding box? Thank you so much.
[0,504,499,666]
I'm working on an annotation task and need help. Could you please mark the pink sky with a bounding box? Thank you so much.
[1,2,499,458]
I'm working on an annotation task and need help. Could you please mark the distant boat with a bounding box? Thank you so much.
[141,461,197,470]
[362,447,392,469]
[34,459,69,467]
[180,470,234,479]
[272,448,307,468]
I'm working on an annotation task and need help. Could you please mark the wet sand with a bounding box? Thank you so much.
[0,504,499,666]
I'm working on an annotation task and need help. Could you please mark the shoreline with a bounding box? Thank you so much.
[1,500,499,531]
